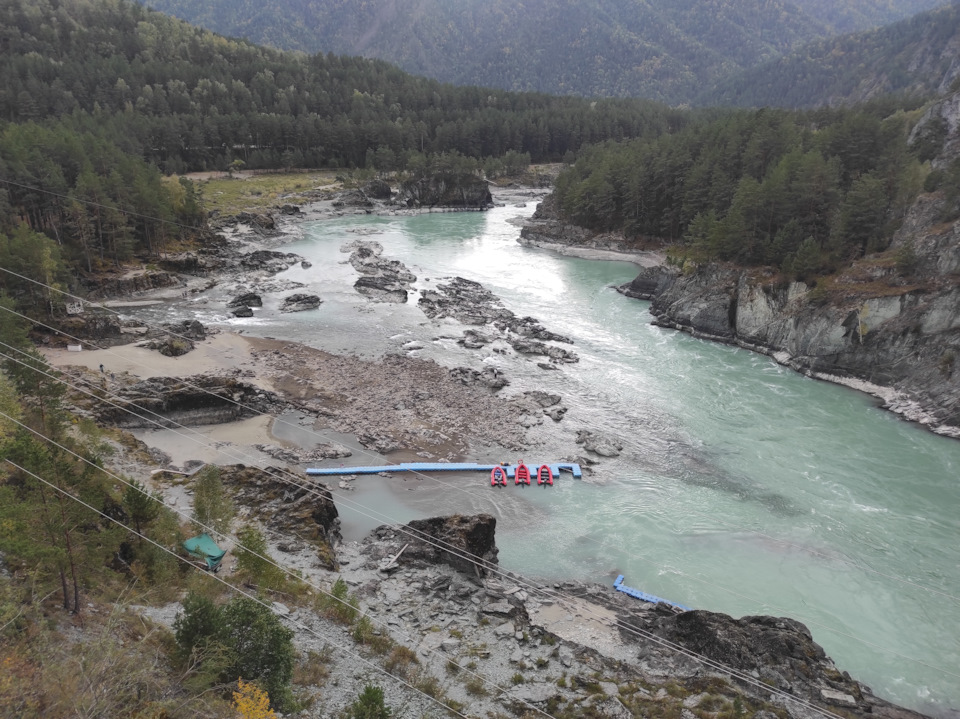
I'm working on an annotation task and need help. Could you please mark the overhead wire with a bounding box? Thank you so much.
[0,178,205,237]
[0,432,843,719]
[0,261,957,608]
[0,205,954,703]
[2,457,477,719]
[2,343,952,714]
[1,268,958,686]
[1,267,959,628]
[0,369,562,719]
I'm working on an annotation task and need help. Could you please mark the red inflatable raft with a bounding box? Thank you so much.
[537,464,554,486]
[515,462,531,485]
[490,466,507,487]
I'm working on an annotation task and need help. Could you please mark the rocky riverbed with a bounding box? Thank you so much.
[42,183,943,719]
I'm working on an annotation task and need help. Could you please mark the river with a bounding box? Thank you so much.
[138,199,960,715]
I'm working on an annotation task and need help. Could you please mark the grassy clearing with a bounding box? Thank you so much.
[187,171,339,215]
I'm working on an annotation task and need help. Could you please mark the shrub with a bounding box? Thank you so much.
[173,593,296,712]
[234,524,286,589]
[345,684,392,719]
[233,679,277,718]
[383,646,418,679]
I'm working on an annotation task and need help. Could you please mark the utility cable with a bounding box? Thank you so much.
[4,344,955,692]
[1,349,941,716]
[1,261,957,607]
[1,449,843,719]
[1,298,957,686]
[2,458,477,719]
[0,394,559,719]
[0,178,206,236]
[1,279,958,617]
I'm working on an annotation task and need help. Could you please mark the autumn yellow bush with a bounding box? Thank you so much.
[233,679,277,719]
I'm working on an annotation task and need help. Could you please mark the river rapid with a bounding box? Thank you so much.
[136,198,959,716]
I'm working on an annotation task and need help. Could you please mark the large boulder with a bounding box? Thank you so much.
[240,250,304,273]
[400,172,493,209]
[280,293,321,313]
[371,514,499,581]
[227,292,263,308]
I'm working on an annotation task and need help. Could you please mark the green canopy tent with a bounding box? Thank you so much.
[182,533,226,572]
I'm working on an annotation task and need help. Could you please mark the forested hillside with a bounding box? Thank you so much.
[0,0,679,286]
[700,2,960,108]
[551,96,932,280]
[139,0,948,103]
[791,0,948,32]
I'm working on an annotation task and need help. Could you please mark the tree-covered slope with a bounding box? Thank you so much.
[131,0,937,103]
[0,0,678,173]
[0,0,683,284]
[699,2,960,108]
[138,0,948,103]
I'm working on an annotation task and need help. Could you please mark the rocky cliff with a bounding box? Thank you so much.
[615,189,960,437]
[400,172,493,209]
[535,96,960,438]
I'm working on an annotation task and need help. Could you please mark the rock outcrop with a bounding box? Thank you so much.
[85,271,182,300]
[370,514,499,581]
[94,376,278,428]
[400,172,493,209]
[341,239,416,303]
[240,250,305,273]
[615,249,960,435]
[280,293,321,313]
[218,464,340,569]
[418,277,578,364]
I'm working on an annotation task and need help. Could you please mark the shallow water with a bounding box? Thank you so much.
[136,203,960,715]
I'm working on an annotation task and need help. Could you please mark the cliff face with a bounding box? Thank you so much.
[619,205,960,436]
[399,172,493,209]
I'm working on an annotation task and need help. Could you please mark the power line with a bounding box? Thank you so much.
[2,458,475,719]
[1,280,958,685]
[1,447,844,719]
[2,257,955,701]
[3,347,947,716]
[0,270,957,608]
[0,177,204,236]
[0,377,557,719]
[3,343,957,692]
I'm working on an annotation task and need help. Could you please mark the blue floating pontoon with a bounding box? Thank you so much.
[306,462,582,479]
[613,575,690,611]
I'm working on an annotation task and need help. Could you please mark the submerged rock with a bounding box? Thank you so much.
[231,306,254,317]
[576,430,623,457]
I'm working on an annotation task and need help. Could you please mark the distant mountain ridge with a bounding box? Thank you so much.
[699,2,960,108]
[139,0,948,104]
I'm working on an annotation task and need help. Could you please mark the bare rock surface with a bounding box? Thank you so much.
[341,239,417,303]
[419,276,579,365]
[280,293,322,312]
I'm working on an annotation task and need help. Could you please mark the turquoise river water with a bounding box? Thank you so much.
[147,201,960,715]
